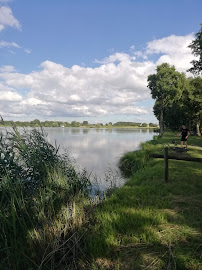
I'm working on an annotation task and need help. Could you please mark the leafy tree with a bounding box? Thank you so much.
[160,83,192,130]
[142,123,148,127]
[147,63,186,136]
[83,121,89,126]
[71,121,80,127]
[188,24,202,74]
[188,77,202,136]
[149,123,158,127]
[64,122,70,127]
[30,119,41,127]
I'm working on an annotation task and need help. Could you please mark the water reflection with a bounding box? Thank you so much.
[44,127,156,190]
[82,129,90,134]
[71,128,80,134]
[0,126,156,191]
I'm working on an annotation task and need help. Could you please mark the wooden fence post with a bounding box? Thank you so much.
[164,147,168,182]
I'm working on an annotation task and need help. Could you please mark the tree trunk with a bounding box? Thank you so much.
[159,107,164,136]
[196,115,201,136]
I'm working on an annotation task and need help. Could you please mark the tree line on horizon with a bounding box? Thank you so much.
[0,119,158,128]
[147,24,202,136]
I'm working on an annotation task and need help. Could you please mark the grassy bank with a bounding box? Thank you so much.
[0,127,92,270]
[83,132,202,270]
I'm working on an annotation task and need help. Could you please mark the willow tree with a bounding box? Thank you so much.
[147,63,187,136]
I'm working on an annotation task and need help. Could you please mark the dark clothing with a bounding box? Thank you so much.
[181,128,189,141]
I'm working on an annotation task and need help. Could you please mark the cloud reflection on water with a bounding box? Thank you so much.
[45,128,156,191]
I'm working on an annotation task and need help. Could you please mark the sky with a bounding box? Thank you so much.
[0,0,201,124]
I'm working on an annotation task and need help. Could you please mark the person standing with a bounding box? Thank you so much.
[178,125,190,149]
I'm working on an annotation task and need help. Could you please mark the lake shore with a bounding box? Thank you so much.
[1,129,201,269]
[82,132,202,269]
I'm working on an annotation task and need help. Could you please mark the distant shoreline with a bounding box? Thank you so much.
[0,125,158,129]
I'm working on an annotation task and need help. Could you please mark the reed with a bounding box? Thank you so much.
[0,125,92,269]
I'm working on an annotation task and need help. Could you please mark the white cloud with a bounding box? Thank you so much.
[0,33,196,121]
[146,34,193,55]
[146,34,196,72]
[0,41,21,48]
[24,49,31,54]
[0,65,15,72]
[95,52,131,64]
[0,6,21,31]
[0,81,22,102]
[0,91,22,101]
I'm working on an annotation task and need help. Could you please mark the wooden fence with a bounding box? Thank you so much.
[149,147,202,182]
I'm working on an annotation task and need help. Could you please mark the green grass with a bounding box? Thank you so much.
[1,128,201,269]
[83,132,202,270]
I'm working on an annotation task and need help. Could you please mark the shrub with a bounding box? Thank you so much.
[118,141,154,177]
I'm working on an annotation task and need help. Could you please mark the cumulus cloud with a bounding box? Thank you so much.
[0,6,21,31]
[0,33,196,121]
[146,34,196,72]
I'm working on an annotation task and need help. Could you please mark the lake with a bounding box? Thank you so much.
[44,127,156,191]
[0,126,157,190]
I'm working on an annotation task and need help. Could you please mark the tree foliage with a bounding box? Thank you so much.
[188,24,202,74]
[188,76,202,135]
[147,63,186,135]
[148,61,202,135]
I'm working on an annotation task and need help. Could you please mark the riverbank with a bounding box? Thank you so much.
[82,132,202,270]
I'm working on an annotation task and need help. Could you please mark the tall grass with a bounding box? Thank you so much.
[118,141,155,177]
[0,126,91,270]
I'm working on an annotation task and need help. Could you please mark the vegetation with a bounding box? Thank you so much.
[0,120,158,129]
[147,25,202,136]
[0,126,92,270]
[188,77,202,136]
[147,63,188,136]
[147,64,202,136]
[188,24,202,75]
[83,132,202,269]
[1,23,201,270]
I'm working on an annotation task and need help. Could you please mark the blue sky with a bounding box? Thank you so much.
[0,0,201,124]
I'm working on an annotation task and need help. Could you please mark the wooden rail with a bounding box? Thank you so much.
[149,147,202,182]
[149,153,202,163]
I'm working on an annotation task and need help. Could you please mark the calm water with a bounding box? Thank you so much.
[0,126,156,190]
[44,127,156,190]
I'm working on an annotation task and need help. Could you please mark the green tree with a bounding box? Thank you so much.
[44,121,52,127]
[142,123,148,127]
[71,121,80,127]
[149,123,158,127]
[188,24,202,75]
[147,63,186,136]
[189,77,202,136]
[30,119,41,127]
[83,121,89,126]
[160,82,192,131]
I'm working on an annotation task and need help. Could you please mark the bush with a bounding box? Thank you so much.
[118,150,148,177]
[118,141,154,177]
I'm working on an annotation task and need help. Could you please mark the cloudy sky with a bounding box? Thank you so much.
[0,0,201,124]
